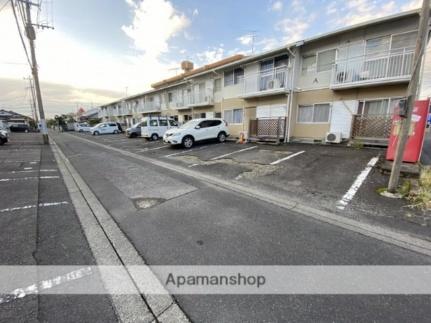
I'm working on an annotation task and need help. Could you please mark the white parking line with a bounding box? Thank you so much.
[0,267,92,305]
[163,145,209,158]
[9,169,58,174]
[210,146,258,160]
[0,176,60,182]
[336,156,379,210]
[0,201,69,213]
[144,145,170,151]
[0,160,39,164]
[270,150,306,165]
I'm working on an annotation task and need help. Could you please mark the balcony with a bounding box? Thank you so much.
[188,88,214,108]
[240,67,290,99]
[330,49,414,89]
[143,100,161,113]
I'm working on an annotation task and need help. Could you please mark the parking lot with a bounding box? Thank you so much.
[68,131,430,234]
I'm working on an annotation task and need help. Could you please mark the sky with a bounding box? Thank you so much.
[0,0,426,118]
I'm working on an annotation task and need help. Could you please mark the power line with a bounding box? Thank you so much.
[10,0,32,68]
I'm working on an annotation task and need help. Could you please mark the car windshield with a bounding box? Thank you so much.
[94,123,102,128]
[180,120,200,129]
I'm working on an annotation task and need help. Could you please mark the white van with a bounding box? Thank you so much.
[141,117,178,140]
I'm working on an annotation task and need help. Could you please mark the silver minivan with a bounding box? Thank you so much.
[141,117,178,140]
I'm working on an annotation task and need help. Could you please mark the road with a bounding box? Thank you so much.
[44,131,431,322]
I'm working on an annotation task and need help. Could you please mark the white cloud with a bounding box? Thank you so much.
[237,34,253,46]
[290,0,305,14]
[275,17,310,43]
[196,47,225,65]
[121,0,190,58]
[326,1,337,14]
[401,0,422,11]
[270,1,283,11]
[257,37,280,51]
[192,8,199,16]
[0,0,193,116]
[333,0,397,26]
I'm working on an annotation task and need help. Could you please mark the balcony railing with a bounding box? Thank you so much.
[188,88,214,107]
[242,66,290,98]
[331,49,414,88]
[144,101,161,113]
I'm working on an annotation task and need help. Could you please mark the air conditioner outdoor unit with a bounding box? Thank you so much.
[325,132,342,144]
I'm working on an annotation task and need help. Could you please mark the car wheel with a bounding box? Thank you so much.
[131,133,137,138]
[217,132,227,143]
[0,139,5,146]
[93,131,100,136]
[113,130,119,134]
[151,133,159,141]
[182,136,194,149]
[79,129,83,133]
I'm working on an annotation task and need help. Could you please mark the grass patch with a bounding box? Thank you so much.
[351,140,364,149]
[407,167,431,211]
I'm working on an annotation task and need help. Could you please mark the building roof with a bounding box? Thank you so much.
[151,54,245,89]
[0,109,31,120]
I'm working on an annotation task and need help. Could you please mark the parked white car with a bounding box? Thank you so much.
[74,122,92,132]
[163,118,229,148]
[141,117,178,141]
[90,122,120,135]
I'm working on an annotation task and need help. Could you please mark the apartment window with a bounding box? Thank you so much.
[317,49,336,72]
[215,112,222,118]
[214,78,222,92]
[168,92,173,102]
[224,68,244,86]
[391,31,416,53]
[366,36,390,59]
[224,108,243,124]
[274,54,289,68]
[357,98,403,115]
[301,55,316,75]
[297,103,331,123]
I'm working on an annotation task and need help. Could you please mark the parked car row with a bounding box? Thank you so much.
[91,117,230,149]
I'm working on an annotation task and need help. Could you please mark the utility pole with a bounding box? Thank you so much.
[20,0,52,144]
[25,76,38,123]
[387,0,430,192]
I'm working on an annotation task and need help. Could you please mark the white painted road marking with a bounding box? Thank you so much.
[9,169,58,174]
[164,145,209,158]
[270,150,306,165]
[0,267,92,305]
[0,160,39,164]
[336,156,379,210]
[144,145,170,151]
[0,201,69,213]
[210,146,258,160]
[0,176,60,182]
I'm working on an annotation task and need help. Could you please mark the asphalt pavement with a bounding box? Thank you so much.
[0,133,117,322]
[49,130,431,322]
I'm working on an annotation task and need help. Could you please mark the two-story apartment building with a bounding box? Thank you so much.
[99,9,423,144]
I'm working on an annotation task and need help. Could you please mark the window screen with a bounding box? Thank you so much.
[302,55,317,75]
[313,104,331,122]
[317,49,336,72]
[224,71,234,86]
[298,105,313,123]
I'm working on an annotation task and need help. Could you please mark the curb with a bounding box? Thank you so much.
[50,138,190,323]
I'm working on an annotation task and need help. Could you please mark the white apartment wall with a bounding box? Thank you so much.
[297,15,419,90]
